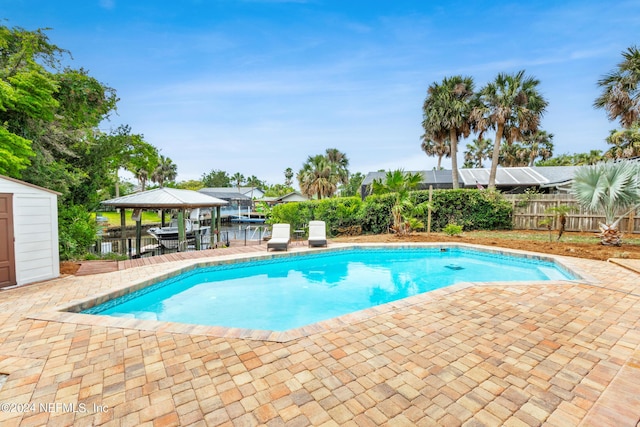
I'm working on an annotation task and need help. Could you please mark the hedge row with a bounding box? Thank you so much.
[269,189,513,236]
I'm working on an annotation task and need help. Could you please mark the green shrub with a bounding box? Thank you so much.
[269,197,363,237]
[443,223,463,236]
[59,204,99,260]
[269,189,512,236]
[359,193,395,234]
[413,189,512,231]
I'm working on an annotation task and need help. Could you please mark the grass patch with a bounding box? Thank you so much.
[93,211,162,227]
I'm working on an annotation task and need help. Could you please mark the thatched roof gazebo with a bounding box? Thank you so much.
[101,188,228,256]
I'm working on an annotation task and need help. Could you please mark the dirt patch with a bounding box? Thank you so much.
[333,230,640,261]
[60,262,81,275]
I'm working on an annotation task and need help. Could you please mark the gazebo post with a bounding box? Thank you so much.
[194,209,201,250]
[177,209,186,252]
[136,218,142,258]
[120,209,126,256]
[216,206,222,247]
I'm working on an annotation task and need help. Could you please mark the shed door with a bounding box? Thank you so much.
[0,193,16,288]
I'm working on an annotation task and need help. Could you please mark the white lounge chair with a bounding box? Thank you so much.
[267,224,291,251]
[308,220,327,247]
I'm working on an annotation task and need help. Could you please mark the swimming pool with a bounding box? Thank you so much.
[82,246,576,332]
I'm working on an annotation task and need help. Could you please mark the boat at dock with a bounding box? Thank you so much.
[147,219,211,249]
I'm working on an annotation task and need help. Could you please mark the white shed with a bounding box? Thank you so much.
[0,175,60,288]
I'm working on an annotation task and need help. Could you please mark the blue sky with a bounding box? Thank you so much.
[3,0,639,185]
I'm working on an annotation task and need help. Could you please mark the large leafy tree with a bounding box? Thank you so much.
[127,134,158,192]
[340,171,365,197]
[1,25,119,202]
[572,160,640,246]
[594,46,640,128]
[201,169,230,187]
[0,26,60,176]
[474,71,548,189]
[422,76,475,188]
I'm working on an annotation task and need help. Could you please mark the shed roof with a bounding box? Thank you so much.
[101,188,228,208]
[0,174,62,195]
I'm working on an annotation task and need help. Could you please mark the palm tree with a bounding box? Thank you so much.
[420,133,450,169]
[605,124,640,159]
[474,71,548,189]
[463,137,492,168]
[284,167,294,187]
[423,76,475,188]
[151,155,177,187]
[594,46,640,128]
[571,160,640,246]
[371,169,431,235]
[325,148,350,186]
[245,175,263,200]
[522,130,554,166]
[135,168,149,192]
[297,155,338,199]
[231,172,245,189]
[499,142,529,167]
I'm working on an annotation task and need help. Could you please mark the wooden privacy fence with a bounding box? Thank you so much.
[504,194,640,234]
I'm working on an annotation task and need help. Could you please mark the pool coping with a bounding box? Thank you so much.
[28,243,593,343]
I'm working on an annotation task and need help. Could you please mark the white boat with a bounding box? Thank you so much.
[147,218,211,250]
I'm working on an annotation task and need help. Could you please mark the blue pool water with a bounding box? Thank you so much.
[83,247,575,331]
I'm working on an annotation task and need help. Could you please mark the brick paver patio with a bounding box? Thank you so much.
[0,243,639,426]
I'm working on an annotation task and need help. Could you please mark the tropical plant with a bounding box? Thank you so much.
[537,151,603,166]
[284,167,294,187]
[538,217,554,242]
[420,134,450,169]
[339,171,366,197]
[297,154,339,199]
[544,205,577,241]
[605,124,640,159]
[231,172,245,188]
[443,223,463,236]
[371,169,432,235]
[422,76,475,188]
[463,137,492,168]
[499,141,529,167]
[152,155,177,187]
[594,46,640,128]
[325,148,350,186]
[571,161,640,245]
[473,70,548,189]
[522,130,554,166]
